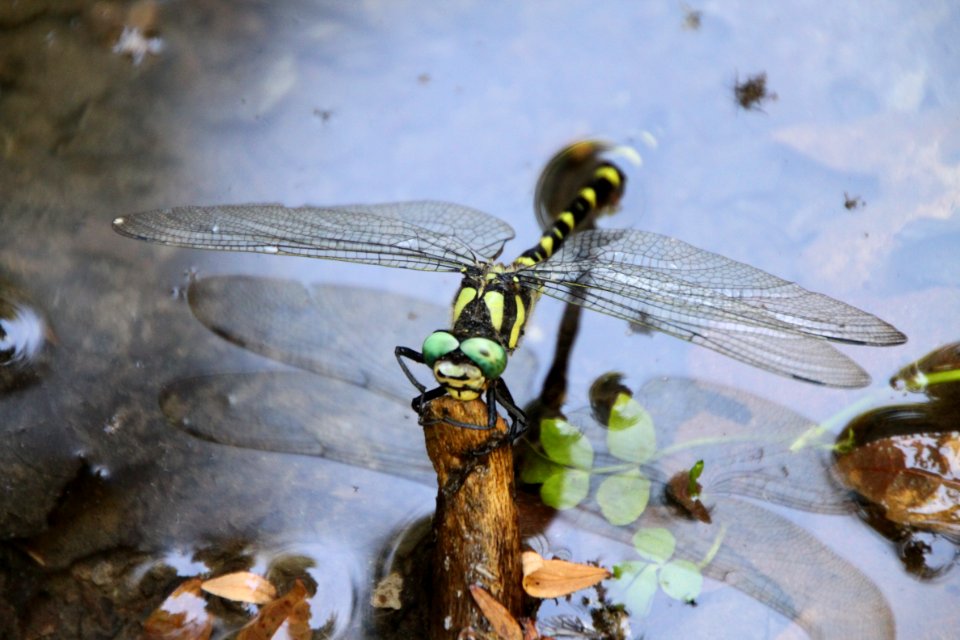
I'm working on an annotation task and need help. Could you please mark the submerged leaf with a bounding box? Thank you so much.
[541,418,594,469]
[238,579,309,640]
[521,551,610,598]
[201,571,277,604]
[520,452,563,484]
[632,528,676,564]
[370,571,403,610]
[142,578,213,640]
[658,559,703,603]
[541,468,591,510]
[612,561,659,617]
[597,469,651,526]
[607,394,656,464]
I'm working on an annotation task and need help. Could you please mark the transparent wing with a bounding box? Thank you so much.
[523,228,906,387]
[113,200,515,271]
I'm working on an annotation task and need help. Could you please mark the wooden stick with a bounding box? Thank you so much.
[422,395,522,637]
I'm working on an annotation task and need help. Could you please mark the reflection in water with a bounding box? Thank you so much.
[524,377,892,639]
[163,275,893,638]
[0,280,50,392]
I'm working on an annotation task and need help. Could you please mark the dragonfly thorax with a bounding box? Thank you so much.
[450,269,539,355]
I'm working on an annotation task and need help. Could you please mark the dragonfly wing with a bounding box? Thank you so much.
[113,200,515,270]
[527,228,905,387]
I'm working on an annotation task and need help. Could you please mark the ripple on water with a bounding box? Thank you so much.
[0,284,51,391]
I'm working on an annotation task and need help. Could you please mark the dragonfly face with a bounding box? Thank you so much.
[422,330,506,401]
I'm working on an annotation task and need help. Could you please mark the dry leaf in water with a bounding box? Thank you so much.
[237,579,309,640]
[370,571,403,610]
[469,584,522,640]
[202,571,277,605]
[142,578,213,640]
[521,551,610,598]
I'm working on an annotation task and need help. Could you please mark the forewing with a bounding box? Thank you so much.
[525,228,905,387]
[113,200,515,271]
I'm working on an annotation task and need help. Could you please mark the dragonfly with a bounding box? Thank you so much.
[112,162,906,435]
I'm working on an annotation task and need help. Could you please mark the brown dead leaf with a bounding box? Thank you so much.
[237,579,309,640]
[520,617,546,640]
[142,578,213,640]
[469,584,522,640]
[521,551,610,599]
[285,598,312,640]
[201,571,277,604]
[665,470,712,523]
[370,571,403,610]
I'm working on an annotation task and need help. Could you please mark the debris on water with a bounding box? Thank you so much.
[844,192,865,210]
[735,72,778,111]
[682,5,702,30]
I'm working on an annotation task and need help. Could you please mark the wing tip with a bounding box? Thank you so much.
[791,371,871,389]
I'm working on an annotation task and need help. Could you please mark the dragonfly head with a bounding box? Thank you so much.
[422,330,507,400]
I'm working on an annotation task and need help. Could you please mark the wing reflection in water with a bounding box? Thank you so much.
[543,379,892,639]
[163,275,537,481]
[164,275,892,639]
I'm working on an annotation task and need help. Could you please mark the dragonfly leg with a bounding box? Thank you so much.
[416,386,498,432]
[395,345,428,393]
[494,380,528,441]
[412,385,447,415]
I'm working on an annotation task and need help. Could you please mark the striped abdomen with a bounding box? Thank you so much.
[512,162,626,268]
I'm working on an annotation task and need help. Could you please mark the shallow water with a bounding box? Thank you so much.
[1,1,958,638]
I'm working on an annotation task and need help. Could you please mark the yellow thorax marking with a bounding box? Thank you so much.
[453,287,477,323]
[509,294,526,349]
[484,291,505,332]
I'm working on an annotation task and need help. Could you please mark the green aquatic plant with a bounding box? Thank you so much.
[521,393,716,615]
[521,393,656,524]
[611,525,725,615]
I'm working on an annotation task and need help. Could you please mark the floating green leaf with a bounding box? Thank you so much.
[612,561,659,616]
[541,418,594,469]
[597,469,651,526]
[541,468,591,510]
[658,559,703,603]
[607,394,656,464]
[632,527,675,564]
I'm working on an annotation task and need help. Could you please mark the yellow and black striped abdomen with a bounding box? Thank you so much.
[512,162,626,268]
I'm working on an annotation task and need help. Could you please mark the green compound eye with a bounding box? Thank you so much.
[422,331,460,366]
[460,337,507,380]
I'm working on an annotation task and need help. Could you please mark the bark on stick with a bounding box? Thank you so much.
[422,395,523,638]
